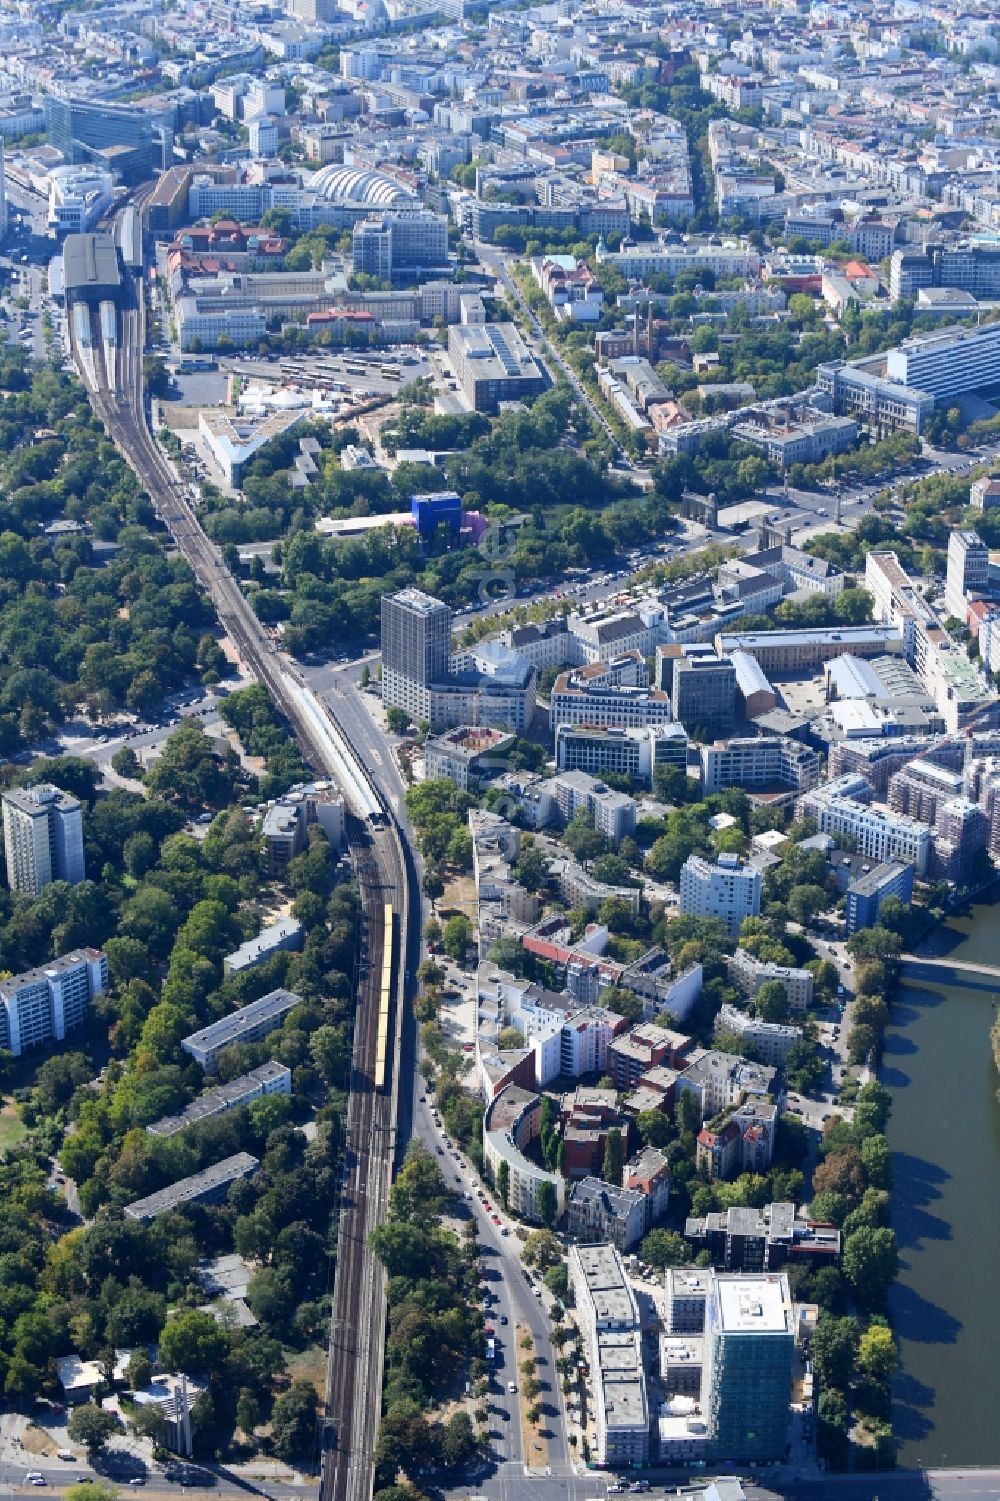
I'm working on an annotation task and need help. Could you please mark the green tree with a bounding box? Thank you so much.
[236,1388,261,1435]
[497,1159,510,1209]
[842,1226,898,1303]
[640,1229,689,1269]
[754,979,790,1024]
[636,1109,674,1148]
[157,1309,228,1375]
[602,1128,624,1187]
[536,1180,557,1227]
[440,1410,476,1470]
[811,1313,860,1389]
[544,1263,568,1300]
[271,1381,318,1463]
[857,1323,898,1380]
[443,914,472,962]
[68,1404,122,1455]
[111,745,142,779]
[522,1229,562,1269]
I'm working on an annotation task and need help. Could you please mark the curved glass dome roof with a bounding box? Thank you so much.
[308,165,416,206]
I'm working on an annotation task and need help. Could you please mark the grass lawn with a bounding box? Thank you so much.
[0,1101,27,1153]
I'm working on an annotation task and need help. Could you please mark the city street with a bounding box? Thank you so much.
[410,1086,577,1475]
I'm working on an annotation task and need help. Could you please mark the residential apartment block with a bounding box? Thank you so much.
[679,853,762,936]
[3,783,85,895]
[181,988,303,1071]
[0,948,107,1057]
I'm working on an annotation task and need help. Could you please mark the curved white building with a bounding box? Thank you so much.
[483,1084,564,1225]
[308,163,416,207]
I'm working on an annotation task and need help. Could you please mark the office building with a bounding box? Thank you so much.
[864,550,998,734]
[670,654,736,739]
[703,1271,794,1464]
[715,625,903,675]
[448,322,545,412]
[569,1245,649,1468]
[555,724,687,785]
[885,322,1000,404]
[700,738,820,797]
[550,658,674,731]
[381,587,453,722]
[685,1201,839,1274]
[679,854,761,936]
[845,861,914,935]
[425,726,514,791]
[181,988,303,1071]
[665,1269,711,1334]
[124,1153,260,1222]
[0,948,107,1057]
[890,242,1000,303]
[0,143,6,241]
[3,783,85,895]
[146,1062,292,1137]
[45,97,154,185]
[815,359,934,436]
[945,528,989,622]
[353,210,448,280]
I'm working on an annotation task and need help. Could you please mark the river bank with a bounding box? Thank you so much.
[884,890,1000,1468]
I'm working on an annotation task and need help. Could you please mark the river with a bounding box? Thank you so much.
[885,893,1000,1468]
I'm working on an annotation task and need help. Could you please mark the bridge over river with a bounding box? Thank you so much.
[900,954,1000,991]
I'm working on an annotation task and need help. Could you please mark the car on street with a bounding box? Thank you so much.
[25,1475,46,1487]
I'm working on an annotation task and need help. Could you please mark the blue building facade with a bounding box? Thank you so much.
[411,490,462,539]
[846,860,914,934]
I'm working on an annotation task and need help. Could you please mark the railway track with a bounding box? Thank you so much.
[70,201,406,1501]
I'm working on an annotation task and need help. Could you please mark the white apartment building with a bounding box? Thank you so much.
[714,1004,802,1067]
[3,783,85,895]
[945,528,989,622]
[679,854,761,936]
[482,1084,564,1224]
[795,790,932,876]
[550,770,637,849]
[0,948,107,1056]
[549,672,674,731]
[726,950,814,1012]
[596,239,761,282]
